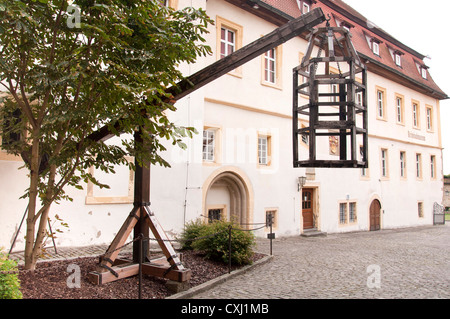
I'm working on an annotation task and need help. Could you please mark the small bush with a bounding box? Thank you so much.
[180,218,206,250]
[190,220,256,265]
[0,248,22,299]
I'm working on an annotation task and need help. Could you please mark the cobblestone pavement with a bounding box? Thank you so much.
[193,225,450,299]
[9,225,449,299]
[10,244,110,265]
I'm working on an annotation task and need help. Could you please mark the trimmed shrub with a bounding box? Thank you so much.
[179,218,206,250]
[0,248,22,299]
[190,220,256,265]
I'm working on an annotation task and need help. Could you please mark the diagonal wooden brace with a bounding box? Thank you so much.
[97,206,140,272]
[142,205,185,271]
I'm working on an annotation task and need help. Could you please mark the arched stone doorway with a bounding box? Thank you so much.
[202,167,253,227]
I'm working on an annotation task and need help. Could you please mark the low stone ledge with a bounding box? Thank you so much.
[166,254,274,299]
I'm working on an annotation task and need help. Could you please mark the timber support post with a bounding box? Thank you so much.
[132,127,150,264]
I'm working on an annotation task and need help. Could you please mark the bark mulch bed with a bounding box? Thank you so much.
[18,251,266,299]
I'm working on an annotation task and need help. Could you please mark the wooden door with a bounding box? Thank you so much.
[369,200,381,231]
[302,189,314,229]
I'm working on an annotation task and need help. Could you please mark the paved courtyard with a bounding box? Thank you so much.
[192,224,450,299]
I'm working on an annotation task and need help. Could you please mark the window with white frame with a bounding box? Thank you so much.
[416,62,428,79]
[296,0,311,14]
[216,17,242,76]
[339,203,347,225]
[339,201,357,225]
[430,155,436,179]
[303,2,310,13]
[349,202,357,223]
[264,48,276,84]
[372,41,380,55]
[395,53,402,67]
[416,153,422,179]
[412,102,420,128]
[421,67,427,79]
[376,88,386,119]
[202,129,216,162]
[377,90,383,117]
[258,135,269,165]
[426,106,433,131]
[400,151,406,178]
[396,95,404,124]
[220,27,235,59]
[381,149,388,178]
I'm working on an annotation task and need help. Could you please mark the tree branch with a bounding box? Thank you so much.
[7,79,37,129]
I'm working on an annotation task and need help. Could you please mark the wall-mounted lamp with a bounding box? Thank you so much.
[298,176,307,191]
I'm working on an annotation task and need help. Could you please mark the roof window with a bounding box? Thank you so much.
[334,15,355,31]
[394,51,403,67]
[415,62,428,79]
[372,41,380,55]
[296,0,315,14]
[364,32,383,57]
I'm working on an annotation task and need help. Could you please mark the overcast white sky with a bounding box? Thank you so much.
[342,0,450,175]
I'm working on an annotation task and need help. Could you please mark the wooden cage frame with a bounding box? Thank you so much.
[293,25,368,168]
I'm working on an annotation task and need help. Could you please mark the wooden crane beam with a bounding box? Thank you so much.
[88,7,326,286]
[87,8,326,143]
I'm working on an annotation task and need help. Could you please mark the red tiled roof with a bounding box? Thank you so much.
[262,0,302,18]
[259,0,447,99]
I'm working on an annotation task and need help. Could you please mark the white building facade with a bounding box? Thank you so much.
[1,0,447,250]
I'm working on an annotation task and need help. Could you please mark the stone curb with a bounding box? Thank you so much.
[166,254,274,299]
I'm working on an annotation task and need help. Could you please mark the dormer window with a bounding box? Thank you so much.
[341,22,352,32]
[365,33,382,57]
[335,18,354,32]
[372,41,380,55]
[387,46,404,67]
[421,67,427,79]
[297,0,314,14]
[303,3,310,13]
[395,53,402,66]
[415,62,428,79]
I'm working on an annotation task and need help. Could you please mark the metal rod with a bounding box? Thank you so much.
[293,68,299,166]
[138,233,143,299]
[47,218,58,254]
[9,204,28,255]
[270,216,273,256]
[228,225,232,274]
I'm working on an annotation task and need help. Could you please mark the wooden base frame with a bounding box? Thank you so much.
[88,205,191,284]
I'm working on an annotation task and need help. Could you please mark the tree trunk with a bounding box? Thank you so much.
[31,163,57,266]
[24,132,41,270]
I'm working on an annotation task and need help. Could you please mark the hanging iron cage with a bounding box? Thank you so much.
[293,24,368,168]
